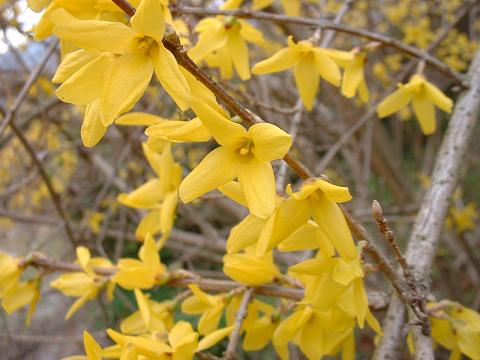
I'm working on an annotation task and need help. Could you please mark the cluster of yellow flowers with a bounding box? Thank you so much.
[0,0,478,358]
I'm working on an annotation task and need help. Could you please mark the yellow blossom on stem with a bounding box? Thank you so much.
[253,36,341,110]
[179,98,292,219]
[50,0,190,126]
[50,246,114,319]
[189,16,264,80]
[377,74,453,135]
[112,234,167,290]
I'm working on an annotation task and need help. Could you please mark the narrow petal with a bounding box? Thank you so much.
[424,82,453,113]
[412,91,436,135]
[377,87,412,118]
[341,58,364,98]
[227,28,250,80]
[116,112,167,126]
[197,325,235,352]
[130,0,165,42]
[315,179,352,203]
[81,100,107,148]
[252,47,298,74]
[100,52,153,126]
[249,123,292,161]
[227,214,266,254]
[313,49,341,87]
[218,181,248,208]
[51,10,135,53]
[179,147,239,203]
[191,98,246,146]
[188,25,227,63]
[294,54,319,110]
[153,42,191,111]
[238,159,276,219]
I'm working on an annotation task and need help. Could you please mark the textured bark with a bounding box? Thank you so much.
[374,46,480,359]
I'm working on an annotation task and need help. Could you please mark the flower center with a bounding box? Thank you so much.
[237,140,253,156]
[132,35,158,56]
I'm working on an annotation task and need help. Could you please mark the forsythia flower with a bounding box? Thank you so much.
[50,0,190,127]
[0,252,23,294]
[181,284,227,335]
[429,301,480,360]
[179,98,292,219]
[377,74,453,135]
[117,143,181,242]
[50,247,114,319]
[448,202,477,233]
[324,48,369,102]
[1,280,41,327]
[223,251,279,285]
[189,16,264,80]
[112,234,167,290]
[253,36,341,110]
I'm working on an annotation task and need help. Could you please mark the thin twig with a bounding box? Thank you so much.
[223,288,254,360]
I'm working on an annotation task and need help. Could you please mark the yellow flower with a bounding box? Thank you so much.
[429,301,480,360]
[324,48,369,102]
[448,202,477,233]
[50,0,190,126]
[189,16,264,80]
[112,234,167,290]
[0,252,23,294]
[117,144,181,242]
[181,284,227,335]
[179,98,292,219]
[223,251,279,285]
[50,247,114,319]
[377,74,453,135]
[252,36,341,110]
[62,331,103,360]
[1,280,41,327]
[285,179,357,261]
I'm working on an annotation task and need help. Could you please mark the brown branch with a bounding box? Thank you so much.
[223,287,254,360]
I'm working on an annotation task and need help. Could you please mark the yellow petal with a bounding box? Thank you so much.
[238,159,276,219]
[130,0,165,42]
[55,53,113,106]
[424,81,453,113]
[198,305,224,334]
[315,179,352,203]
[249,123,292,162]
[135,209,163,241]
[218,181,248,208]
[412,91,436,135]
[28,0,50,12]
[139,233,161,269]
[84,331,102,360]
[281,0,300,16]
[227,214,266,254]
[227,28,250,80]
[118,179,165,208]
[146,117,211,143]
[112,268,155,290]
[160,191,178,234]
[51,10,135,53]
[188,23,227,63]
[252,47,298,74]
[313,49,341,87]
[239,20,264,44]
[277,221,322,252]
[134,289,151,329]
[66,294,92,320]
[311,197,357,261]
[100,52,153,126]
[169,321,197,347]
[1,282,37,314]
[223,253,279,285]
[274,307,313,345]
[179,146,239,203]
[191,98,246,146]
[197,325,235,352]
[76,246,91,275]
[377,86,412,118]
[116,112,167,126]
[52,49,97,84]
[81,100,107,148]
[294,53,319,110]
[153,42,191,111]
[341,57,364,98]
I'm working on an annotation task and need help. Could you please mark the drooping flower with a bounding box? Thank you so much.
[253,36,341,110]
[179,98,292,219]
[189,16,264,80]
[377,74,453,134]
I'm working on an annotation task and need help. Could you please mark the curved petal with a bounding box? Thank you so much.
[424,82,453,113]
[52,49,97,84]
[341,57,364,98]
[130,0,165,42]
[412,91,436,135]
[294,54,320,110]
[377,86,412,118]
[191,98,246,146]
[81,99,107,148]
[100,52,153,126]
[153,42,191,111]
[252,47,298,74]
[249,123,292,161]
[116,112,167,126]
[188,25,227,63]
[238,159,276,219]
[227,214,266,254]
[179,147,239,203]
[313,49,341,87]
[239,20,264,44]
[315,179,352,203]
